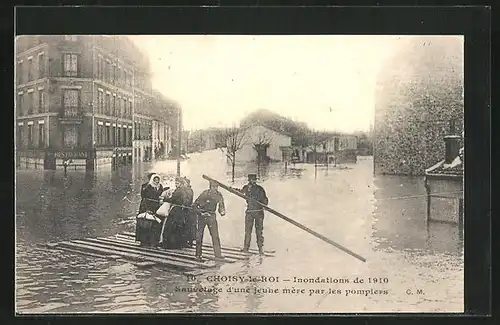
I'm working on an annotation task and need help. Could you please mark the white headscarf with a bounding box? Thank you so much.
[148,173,162,190]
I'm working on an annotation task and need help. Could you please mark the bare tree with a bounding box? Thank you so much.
[252,129,274,177]
[217,125,248,183]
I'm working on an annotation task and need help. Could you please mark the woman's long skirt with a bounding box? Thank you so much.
[161,208,187,249]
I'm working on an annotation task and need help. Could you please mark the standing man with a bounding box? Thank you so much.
[237,174,269,255]
[193,180,226,261]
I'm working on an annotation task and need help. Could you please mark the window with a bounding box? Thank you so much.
[96,124,102,146]
[17,126,23,149]
[63,125,78,148]
[17,62,23,85]
[122,98,126,117]
[27,59,33,81]
[98,57,103,79]
[116,97,121,117]
[117,67,122,86]
[38,124,45,148]
[106,125,111,145]
[18,94,24,116]
[112,96,116,116]
[104,61,109,82]
[112,126,116,146]
[115,127,119,146]
[105,93,111,115]
[27,125,33,148]
[38,53,45,78]
[128,100,132,118]
[63,54,78,77]
[38,91,45,112]
[27,92,34,115]
[128,128,132,146]
[101,125,106,146]
[97,90,104,115]
[64,35,78,41]
[63,89,80,117]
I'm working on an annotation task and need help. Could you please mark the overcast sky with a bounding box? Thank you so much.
[129,35,400,133]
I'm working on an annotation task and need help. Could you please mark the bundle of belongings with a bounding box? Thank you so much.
[135,211,163,247]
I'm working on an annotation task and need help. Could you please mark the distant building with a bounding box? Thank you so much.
[303,134,358,164]
[373,36,464,176]
[187,127,227,153]
[235,124,292,163]
[15,35,177,170]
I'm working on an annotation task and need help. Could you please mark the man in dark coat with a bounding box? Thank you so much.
[237,174,269,255]
[193,180,226,261]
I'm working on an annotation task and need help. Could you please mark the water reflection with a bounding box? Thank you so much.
[372,174,463,255]
[16,152,463,313]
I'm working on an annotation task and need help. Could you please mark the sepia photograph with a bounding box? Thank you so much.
[15,34,464,313]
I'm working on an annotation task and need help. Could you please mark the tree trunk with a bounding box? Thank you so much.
[257,154,260,178]
[231,158,235,183]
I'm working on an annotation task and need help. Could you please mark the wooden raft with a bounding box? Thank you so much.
[44,231,275,274]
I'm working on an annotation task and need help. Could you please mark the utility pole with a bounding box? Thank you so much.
[176,106,182,177]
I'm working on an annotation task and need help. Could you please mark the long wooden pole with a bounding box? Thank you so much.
[202,174,366,262]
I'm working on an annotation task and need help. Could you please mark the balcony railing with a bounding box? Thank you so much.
[60,106,81,117]
[59,107,83,123]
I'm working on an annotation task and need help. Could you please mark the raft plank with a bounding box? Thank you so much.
[113,234,244,262]
[106,236,219,263]
[58,241,202,270]
[201,244,275,257]
[112,235,242,263]
[135,261,157,269]
[86,237,216,268]
[50,246,122,261]
[75,239,214,269]
[120,231,276,254]
[181,246,250,261]
[169,248,240,263]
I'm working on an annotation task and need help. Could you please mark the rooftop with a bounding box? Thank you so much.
[425,147,464,178]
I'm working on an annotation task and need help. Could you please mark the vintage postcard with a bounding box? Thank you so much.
[15,34,464,313]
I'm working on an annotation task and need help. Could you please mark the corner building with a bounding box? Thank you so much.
[15,35,175,170]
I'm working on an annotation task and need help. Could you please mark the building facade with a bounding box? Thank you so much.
[302,134,358,164]
[373,36,464,176]
[234,124,292,163]
[15,35,177,171]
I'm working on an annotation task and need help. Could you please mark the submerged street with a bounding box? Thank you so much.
[15,150,463,313]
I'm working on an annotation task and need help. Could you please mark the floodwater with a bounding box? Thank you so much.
[15,151,463,313]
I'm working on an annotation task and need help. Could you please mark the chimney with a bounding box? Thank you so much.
[444,135,461,164]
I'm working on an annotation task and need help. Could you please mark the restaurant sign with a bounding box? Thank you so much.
[53,151,89,159]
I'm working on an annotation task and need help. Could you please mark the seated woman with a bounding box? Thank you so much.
[160,177,188,249]
[136,173,164,246]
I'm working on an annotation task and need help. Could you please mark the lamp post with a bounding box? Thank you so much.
[89,101,96,171]
[313,130,318,179]
[176,106,182,177]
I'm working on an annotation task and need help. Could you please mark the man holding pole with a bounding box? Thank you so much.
[236,174,269,255]
[193,180,226,261]
[202,174,366,263]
